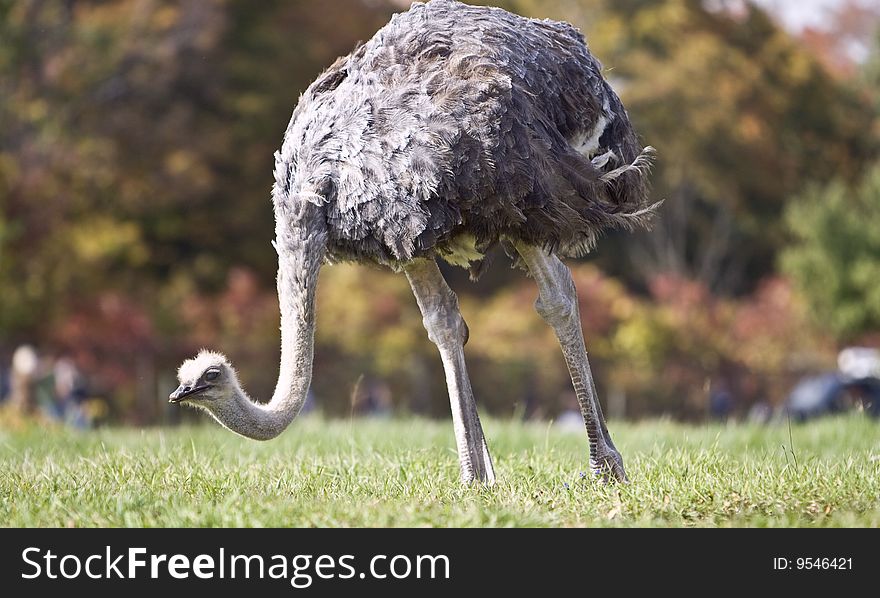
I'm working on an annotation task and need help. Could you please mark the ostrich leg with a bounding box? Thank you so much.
[514,243,627,482]
[405,259,496,485]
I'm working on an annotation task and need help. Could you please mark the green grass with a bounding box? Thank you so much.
[1,415,879,527]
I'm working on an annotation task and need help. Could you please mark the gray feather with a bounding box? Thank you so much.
[274,0,658,272]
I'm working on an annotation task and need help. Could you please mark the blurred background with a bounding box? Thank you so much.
[2,0,879,428]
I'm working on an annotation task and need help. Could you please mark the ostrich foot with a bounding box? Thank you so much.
[590,447,628,483]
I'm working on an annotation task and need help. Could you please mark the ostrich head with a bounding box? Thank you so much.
[169,350,240,411]
[168,344,313,441]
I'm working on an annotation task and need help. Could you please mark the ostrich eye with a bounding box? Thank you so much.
[204,369,220,382]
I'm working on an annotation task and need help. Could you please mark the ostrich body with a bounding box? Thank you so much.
[171,0,656,484]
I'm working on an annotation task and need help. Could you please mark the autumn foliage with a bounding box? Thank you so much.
[1,0,878,422]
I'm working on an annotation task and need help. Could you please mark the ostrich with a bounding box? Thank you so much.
[170,0,657,484]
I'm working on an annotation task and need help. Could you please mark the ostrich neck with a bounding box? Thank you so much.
[209,202,327,440]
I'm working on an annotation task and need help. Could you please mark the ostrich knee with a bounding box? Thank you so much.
[421,291,469,349]
[533,268,579,331]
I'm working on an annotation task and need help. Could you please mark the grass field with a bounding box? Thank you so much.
[1,415,878,527]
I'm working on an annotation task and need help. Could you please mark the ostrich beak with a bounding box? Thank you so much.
[169,384,208,403]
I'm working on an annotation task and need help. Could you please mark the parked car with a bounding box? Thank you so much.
[784,372,880,421]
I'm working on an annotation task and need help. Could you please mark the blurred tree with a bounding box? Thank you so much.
[781,162,880,340]
[798,0,880,77]
[863,27,880,119]
[0,0,227,336]
[0,0,395,406]
[0,0,869,420]
[608,0,876,294]
[313,263,435,414]
[492,0,879,294]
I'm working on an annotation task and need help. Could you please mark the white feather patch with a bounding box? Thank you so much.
[570,114,608,158]
[599,146,656,183]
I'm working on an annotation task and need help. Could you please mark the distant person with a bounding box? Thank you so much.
[9,345,39,414]
[0,364,9,403]
[709,382,734,421]
[52,356,90,428]
[6,346,93,427]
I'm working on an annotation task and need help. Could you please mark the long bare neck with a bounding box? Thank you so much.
[208,201,327,440]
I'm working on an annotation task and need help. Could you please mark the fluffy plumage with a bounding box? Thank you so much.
[273,0,657,275]
[177,350,233,387]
